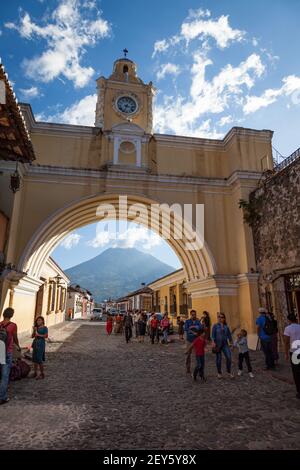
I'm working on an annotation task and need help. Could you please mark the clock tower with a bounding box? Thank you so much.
[95,54,154,133]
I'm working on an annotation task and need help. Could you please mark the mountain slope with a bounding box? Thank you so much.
[64,247,176,301]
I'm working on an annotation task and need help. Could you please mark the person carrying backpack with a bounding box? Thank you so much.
[0,307,21,405]
[256,307,275,370]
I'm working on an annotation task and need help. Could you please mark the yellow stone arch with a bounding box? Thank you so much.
[19,193,217,282]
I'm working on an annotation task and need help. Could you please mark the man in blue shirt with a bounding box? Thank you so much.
[184,310,202,374]
[256,307,275,370]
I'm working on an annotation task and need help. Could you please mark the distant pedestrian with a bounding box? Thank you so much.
[269,312,279,364]
[256,307,275,370]
[212,313,234,379]
[150,313,160,344]
[137,312,146,343]
[31,316,48,380]
[186,328,206,382]
[177,316,185,340]
[133,310,139,338]
[234,329,254,378]
[284,314,300,399]
[161,313,170,344]
[106,314,113,335]
[184,310,201,374]
[123,311,133,343]
[0,308,21,405]
[114,313,122,334]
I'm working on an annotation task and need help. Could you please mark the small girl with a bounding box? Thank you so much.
[31,316,48,379]
[234,329,254,378]
[186,328,206,382]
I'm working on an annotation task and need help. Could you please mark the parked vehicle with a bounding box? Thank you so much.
[90,308,103,321]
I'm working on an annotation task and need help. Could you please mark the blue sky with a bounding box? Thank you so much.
[1,0,300,269]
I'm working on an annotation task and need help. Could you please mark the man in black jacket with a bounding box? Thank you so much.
[123,311,133,343]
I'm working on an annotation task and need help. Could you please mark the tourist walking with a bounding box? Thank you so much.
[161,313,170,344]
[137,312,146,343]
[256,307,275,370]
[184,310,202,374]
[123,311,133,343]
[269,312,279,364]
[31,316,48,380]
[114,312,123,334]
[212,313,234,379]
[201,311,211,341]
[133,310,139,338]
[234,329,254,378]
[186,328,207,382]
[284,314,300,399]
[177,316,185,340]
[150,313,160,344]
[106,314,113,335]
[0,308,20,405]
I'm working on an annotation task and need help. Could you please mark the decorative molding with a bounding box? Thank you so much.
[185,272,259,298]
[13,275,43,296]
[0,161,262,194]
[20,104,273,153]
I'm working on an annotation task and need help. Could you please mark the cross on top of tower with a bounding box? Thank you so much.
[123,48,128,58]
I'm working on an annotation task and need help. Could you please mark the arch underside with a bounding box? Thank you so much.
[18,194,217,282]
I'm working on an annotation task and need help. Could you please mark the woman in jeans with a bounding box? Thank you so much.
[212,313,234,379]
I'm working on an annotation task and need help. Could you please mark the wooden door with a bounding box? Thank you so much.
[35,285,44,320]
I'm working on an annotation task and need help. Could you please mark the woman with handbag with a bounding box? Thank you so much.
[211,313,234,379]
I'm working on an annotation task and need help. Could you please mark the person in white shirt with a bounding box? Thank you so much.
[284,314,300,399]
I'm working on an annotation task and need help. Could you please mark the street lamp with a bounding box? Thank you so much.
[10,162,20,193]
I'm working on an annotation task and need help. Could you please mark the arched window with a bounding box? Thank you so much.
[123,65,128,74]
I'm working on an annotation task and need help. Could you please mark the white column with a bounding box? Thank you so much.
[136,139,142,167]
[113,136,119,165]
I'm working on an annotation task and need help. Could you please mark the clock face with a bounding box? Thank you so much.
[117,96,137,114]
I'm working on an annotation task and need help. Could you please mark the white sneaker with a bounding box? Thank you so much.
[217,373,222,379]
[237,370,242,376]
[228,372,235,379]
[249,372,254,378]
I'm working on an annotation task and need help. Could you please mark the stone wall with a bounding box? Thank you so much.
[250,155,300,331]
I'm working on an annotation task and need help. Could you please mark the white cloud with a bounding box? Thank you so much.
[61,233,82,249]
[217,115,233,127]
[180,12,245,48]
[152,8,245,58]
[153,52,265,137]
[87,224,162,250]
[5,0,110,88]
[116,226,161,250]
[152,39,170,58]
[36,93,97,125]
[156,63,181,81]
[19,86,41,99]
[244,75,300,114]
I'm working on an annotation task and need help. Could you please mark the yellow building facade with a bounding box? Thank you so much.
[0,56,274,335]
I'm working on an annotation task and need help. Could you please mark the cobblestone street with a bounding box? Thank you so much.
[1,321,300,450]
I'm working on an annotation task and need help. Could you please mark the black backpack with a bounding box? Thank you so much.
[263,316,276,336]
[0,323,9,353]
